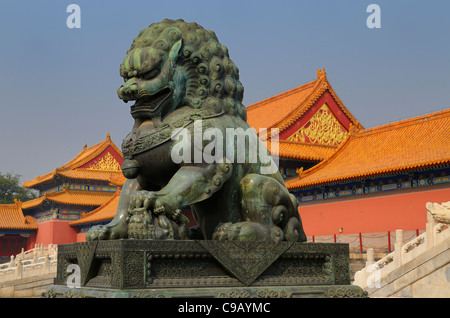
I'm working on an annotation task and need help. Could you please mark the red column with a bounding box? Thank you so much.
[359,232,363,252]
[388,231,391,252]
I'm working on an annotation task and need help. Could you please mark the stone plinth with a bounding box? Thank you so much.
[43,240,367,298]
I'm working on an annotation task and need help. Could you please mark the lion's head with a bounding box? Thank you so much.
[117,19,247,122]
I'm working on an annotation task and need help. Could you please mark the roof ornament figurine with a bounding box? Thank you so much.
[316,67,326,79]
[296,167,304,178]
[14,199,22,208]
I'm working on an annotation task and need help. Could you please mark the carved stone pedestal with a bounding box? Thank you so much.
[43,240,367,298]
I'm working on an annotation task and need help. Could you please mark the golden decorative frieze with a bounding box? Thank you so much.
[287,103,348,146]
[88,152,121,171]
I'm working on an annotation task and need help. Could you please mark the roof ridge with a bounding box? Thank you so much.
[54,133,118,172]
[325,79,363,130]
[57,141,102,171]
[250,72,327,134]
[0,202,20,208]
[246,80,318,111]
[26,171,55,183]
[249,71,333,135]
[67,137,113,170]
[356,108,450,137]
[277,79,327,130]
[276,69,362,132]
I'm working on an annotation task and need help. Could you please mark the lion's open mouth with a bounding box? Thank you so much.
[130,87,172,117]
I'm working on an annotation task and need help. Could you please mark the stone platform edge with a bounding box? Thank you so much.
[46,240,367,298]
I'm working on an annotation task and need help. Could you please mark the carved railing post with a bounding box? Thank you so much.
[15,260,23,280]
[366,248,374,267]
[9,255,15,268]
[43,254,50,274]
[39,244,44,258]
[426,212,435,249]
[394,229,403,267]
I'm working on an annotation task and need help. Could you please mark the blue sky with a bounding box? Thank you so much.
[0,0,449,184]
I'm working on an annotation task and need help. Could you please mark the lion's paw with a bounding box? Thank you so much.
[130,190,157,210]
[86,224,123,241]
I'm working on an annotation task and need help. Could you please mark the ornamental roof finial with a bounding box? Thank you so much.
[14,199,22,208]
[316,67,326,79]
[296,167,304,178]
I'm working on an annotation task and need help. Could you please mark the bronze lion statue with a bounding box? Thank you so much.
[86,19,306,243]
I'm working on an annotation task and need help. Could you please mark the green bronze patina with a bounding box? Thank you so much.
[86,19,307,243]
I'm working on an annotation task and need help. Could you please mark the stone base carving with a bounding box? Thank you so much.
[43,240,367,298]
[43,284,366,298]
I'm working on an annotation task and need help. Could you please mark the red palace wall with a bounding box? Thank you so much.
[298,185,450,237]
[32,220,78,246]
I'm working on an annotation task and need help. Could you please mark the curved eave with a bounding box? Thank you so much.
[21,190,114,210]
[70,190,121,226]
[0,203,38,230]
[23,134,123,189]
[22,171,56,189]
[266,140,338,162]
[287,160,450,191]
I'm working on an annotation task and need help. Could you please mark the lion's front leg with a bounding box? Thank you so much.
[86,179,140,241]
[129,162,233,240]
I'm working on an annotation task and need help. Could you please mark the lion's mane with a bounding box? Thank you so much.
[120,19,247,121]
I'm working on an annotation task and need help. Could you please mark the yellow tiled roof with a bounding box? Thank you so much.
[286,109,450,190]
[21,189,114,210]
[0,200,38,230]
[57,169,125,183]
[70,190,121,225]
[23,133,123,188]
[246,69,362,134]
